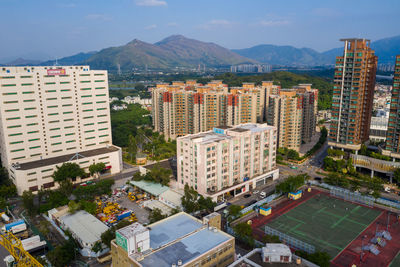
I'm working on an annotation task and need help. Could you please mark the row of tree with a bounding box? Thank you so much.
[275,174,309,194]
[132,165,172,186]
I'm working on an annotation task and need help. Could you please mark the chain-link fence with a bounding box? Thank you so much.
[330,187,375,207]
[264,225,315,254]
[240,193,280,215]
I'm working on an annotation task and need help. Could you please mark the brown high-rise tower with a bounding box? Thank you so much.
[328,38,377,150]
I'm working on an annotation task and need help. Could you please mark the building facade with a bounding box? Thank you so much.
[0,66,122,193]
[384,55,400,158]
[328,38,378,150]
[177,124,279,202]
[152,81,279,140]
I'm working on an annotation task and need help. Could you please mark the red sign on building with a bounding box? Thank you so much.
[47,69,66,76]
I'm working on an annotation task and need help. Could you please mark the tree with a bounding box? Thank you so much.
[38,220,51,239]
[181,184,200,213]
[287,149,300,160]
[296,251,330,267]
[47,239,76,267]
[89,162,106,178]
[59,179,74,197]
[80,200,97,214]
[52,162,85,182]
[92,241,103,254]
[198,195,216,212]
[68,200,80,214]
[101,220,132,248]
[127,135,137,162]
[233,222,254,246]
[149,208,166,223]
[0,197,7,210]
[228,205,242,218]
[262,234,281,243]
[22,190,35,215]
[393,168,400,184]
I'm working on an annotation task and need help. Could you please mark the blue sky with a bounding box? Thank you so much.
[1,0,399,61]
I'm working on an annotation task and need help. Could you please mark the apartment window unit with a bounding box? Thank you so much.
[82,102,93,105]
[99,156,109,160]
[2,76,15,79]
[83,109,93,112]
[28,138,40,142]
[12,156,25,160]
[97,114,107,117]
[24,107,36,110]
[95,80,105,82]
[48,113,59,116]
[97,108,106,110]
[86,143,96,146]
[79,160,90,164]
[66,140,76,143]
[27,172,36,176]
[63,111,73,115]
[96,94,106,97]
[46,90,56,93]
[49,120,60,123]
[21,76,32,78]
[45,82,56,85]
[4,101,18,104]
[50,127,60,131]
[83,116,94,119]
[22,91,34,94]
[2,84,16,87]
[23,99,35,102]
[10,148,24,153]
[41,168,53,173]
[98,121,108,124]
[64,125,74,128]
[99,134,109,138]
[65,133,75,136]
[10,141,23,145]
[66,147,77,150]
[27,130,39,134]
[99,128,108,131]
[94,73,104,76]
[84,123,94,126]
[3,92,17,95]
[50,135,61,138]
[60,81,70,84]
[60,89,71,92]
[85,130,95,133]
[62,104,73,107]
[96,101,106,104]
[51,142,62,146]
[81,95,92,98]
[7,125,21,129]
[5,109,19,112]
[61,96,72,99]
[6,117,20,120]
[81,88,91,91]
[47,105,58,108]
[95,87,105,89]
[80,81,90,83]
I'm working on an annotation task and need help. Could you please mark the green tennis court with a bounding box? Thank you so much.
[264,194,382,257]
[389,252,400,267]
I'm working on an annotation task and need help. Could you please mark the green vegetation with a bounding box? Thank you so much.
[89,162,106,177]
[109,83,150,99]
[181,184,216,213]
[111,104,151,147]
[47,238,77,267]
[327,148,345,157]
[277,147,301,161]
[295,251,331,267]
[143,133,176,161]
[233,222,254,246]
[132,165,172,186]
[68,200,97,215]
[73,179,115,201]
[304,127,327,158]
[276,174,309,194]
[393,168,400,184]
[149,208,167,223]
[52,162,86,182]
[359,144,392,161]
[0,166,17,200]
[323,157,353,174]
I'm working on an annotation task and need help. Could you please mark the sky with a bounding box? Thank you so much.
[1,0,399,61]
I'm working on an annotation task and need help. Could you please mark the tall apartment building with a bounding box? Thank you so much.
[266,85,318,151]
[152,80,280,140]
[384,55,400,158]
[0,66,122,194]
[111,212,235,267]
[177,124,279,202]
[328,38,378,150]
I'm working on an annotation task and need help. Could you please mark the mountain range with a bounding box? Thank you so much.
[3,35,400,70]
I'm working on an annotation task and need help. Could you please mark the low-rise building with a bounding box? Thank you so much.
[59,210,109,257]
[111,212,235,267]
[177,123,279,202]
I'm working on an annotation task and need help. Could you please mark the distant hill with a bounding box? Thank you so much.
[40,51,97,66]
[235,35,400,66]
[232,45,331,66]
[84,35,255,71]
[5,58,42,66]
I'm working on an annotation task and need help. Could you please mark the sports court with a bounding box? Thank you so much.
[264,194,382,258]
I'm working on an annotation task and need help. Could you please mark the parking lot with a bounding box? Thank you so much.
[115,193,150,225]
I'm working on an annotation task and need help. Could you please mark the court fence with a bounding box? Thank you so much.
[264,225,316,254]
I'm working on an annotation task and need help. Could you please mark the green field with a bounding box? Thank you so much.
[264,194,382,257]
[390,252,400,267]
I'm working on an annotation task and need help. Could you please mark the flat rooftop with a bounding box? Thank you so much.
[129,213,233,267]
[14,146,119,170]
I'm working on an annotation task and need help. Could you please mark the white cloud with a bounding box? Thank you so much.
[256,19,290,27]
[85,14,112,21]
[136,0,167,6]
[198,19,236,29]
[145,24,157,30]
[167,22,178,27]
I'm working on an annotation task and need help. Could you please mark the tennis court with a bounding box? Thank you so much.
[264,194,382,257]
[389,252,400,267]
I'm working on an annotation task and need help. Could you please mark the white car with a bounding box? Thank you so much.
[253,190,260,194]
[260,192,266,198]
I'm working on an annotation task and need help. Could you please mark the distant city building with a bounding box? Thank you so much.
[0,66,122,194]
[177,124,279,202]
[266,84,318,151]
[384,55,400,158]
[152,80,279,140]
[369,116,388,143]
[230,64,272,73]
[111,212,235,267]
[328,38,378,151]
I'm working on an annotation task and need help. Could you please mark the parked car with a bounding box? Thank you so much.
[253,190,259,194]
[260,191,266,198]
[244,194,251,198]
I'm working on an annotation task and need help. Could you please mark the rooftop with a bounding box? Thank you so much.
[136,213,232,267]
[130,180,169,196]
[60,210,109,245]
[14,146,120,170]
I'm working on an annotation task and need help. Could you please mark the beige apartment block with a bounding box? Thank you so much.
[152,80,280,140]
[0,66,122,194]
[177,123,279,202]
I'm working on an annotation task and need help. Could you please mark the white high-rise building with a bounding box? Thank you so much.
[0,66,122,194]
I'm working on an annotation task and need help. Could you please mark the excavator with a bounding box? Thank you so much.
[0,230,43,267]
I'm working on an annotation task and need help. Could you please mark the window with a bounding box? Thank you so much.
[29,146,41,149]
[7,125,21,129]
[2,92,17,95]
[6,117,20,120]
[11,148,24,152]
